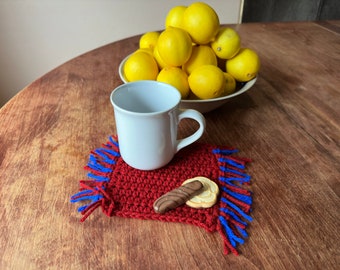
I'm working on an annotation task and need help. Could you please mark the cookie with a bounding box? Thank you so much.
[153,180,204,214]
[182,176,219,208]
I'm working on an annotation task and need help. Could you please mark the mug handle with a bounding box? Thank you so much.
[176,109,206,152]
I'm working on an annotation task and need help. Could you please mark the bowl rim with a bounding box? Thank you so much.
[119,54,257,103]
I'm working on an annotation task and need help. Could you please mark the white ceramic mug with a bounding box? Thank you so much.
[110,80,206,170]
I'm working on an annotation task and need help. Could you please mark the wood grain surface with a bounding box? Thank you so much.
[0,21,339,270]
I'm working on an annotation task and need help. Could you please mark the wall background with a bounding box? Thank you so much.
[0,0,243,107]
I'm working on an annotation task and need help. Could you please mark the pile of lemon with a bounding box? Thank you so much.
[123,2,260,100]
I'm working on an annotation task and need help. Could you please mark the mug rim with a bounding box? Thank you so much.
[110,80,182,116]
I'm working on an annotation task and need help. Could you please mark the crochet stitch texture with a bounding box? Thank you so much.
[71,136,253,255]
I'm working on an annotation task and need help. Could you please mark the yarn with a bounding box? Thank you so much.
[71,135,253,255]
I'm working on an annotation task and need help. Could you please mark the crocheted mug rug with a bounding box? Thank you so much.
[71,135,253,255]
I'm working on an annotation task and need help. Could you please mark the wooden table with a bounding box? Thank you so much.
[0,21,339,270]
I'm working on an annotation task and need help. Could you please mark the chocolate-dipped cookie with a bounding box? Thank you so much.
[153,180,203,214]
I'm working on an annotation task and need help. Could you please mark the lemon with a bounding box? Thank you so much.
[157,67,190,98]
[211,27,241,59]
[226,48,260,82]
[165,6,186,29]
[188,65,226,99]
[139,31,160,50]
[135,47,154,56]
[153,45,168,69]
[223,72,236,95]
[182,2,220,44]
[157,27,192,67]
[123,51,159,82]
[182,45,217,75]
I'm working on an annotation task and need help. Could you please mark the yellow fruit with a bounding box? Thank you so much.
[123,51,159,82]
[157,27,192,67]
[135,47,154,56]
[182,2,220,44]
[153,45,168,69]
[157,67,190,98]
[211,27,241,59]
[165,6,186,29]
[182,45,217,75]
[139,31,160,50]
[226,48,260,82]
[223,72,236,95]
[188,65,226,99]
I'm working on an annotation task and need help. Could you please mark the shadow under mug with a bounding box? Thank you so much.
[110,80,206,170]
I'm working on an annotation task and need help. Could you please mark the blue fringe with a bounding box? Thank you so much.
[88,154,113,173]
[219,167,251,183]
[86,173,110,182]
[218,157,245,169]
[71,136,120,211]
[109,136,119,146]
[219,216,245,247]
[222,187,253,205]
[70,189,93,201]
[94,147,120,163]
[212,148,239,155]
[70,190,103,212]
[219,176,251,186]
[220,207,248,226]
[221,197,253,222]
[237,226,249,238]
[214,147,253,253]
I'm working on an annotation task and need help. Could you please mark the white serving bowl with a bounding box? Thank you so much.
[118,55,257,113]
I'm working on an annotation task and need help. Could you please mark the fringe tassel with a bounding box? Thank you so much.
[214,147,253,255]
[70,136,120,221]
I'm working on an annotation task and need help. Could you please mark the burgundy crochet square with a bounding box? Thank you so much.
[71,136,253,255]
